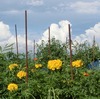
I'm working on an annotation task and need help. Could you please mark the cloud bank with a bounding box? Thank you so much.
[0,21,33,53]
[0,22,12,41]
[38,20,71,44]
[38,20,100,47]
[74,22,100,46]
[0,20,100,53]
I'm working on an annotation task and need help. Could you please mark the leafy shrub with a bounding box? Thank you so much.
[0,40,100,99]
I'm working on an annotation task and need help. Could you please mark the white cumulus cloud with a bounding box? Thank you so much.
[74,22,100,46]
[0,22,12,41]
[37,20,100,48]
[0,21,33,53]
[37,20,71,44]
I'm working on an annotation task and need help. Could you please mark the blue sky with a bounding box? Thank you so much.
[0,0,100,52]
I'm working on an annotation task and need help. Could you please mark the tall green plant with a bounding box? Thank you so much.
[36,38,68,65]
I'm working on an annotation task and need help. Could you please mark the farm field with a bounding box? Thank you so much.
[0,38,100,99]
[0,0,100,99]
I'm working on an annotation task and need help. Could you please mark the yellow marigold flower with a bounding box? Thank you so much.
[35,64,42,68]
[72,60,83,68]
[47,59,62,70]
[7,83,18,92]
[9,64,18,71]
[17,71,26,79]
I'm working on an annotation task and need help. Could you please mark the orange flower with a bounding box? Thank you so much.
[83,72,89,76]
[33,58,38,61]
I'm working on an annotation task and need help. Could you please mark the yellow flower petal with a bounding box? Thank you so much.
[17,71,26,79]
[47,59,62,71]
[7,83,18,92]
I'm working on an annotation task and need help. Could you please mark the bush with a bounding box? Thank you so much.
[0,40,100,99]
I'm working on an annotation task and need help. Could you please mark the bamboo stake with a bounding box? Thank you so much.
[92,36,95,62]
[25,10,28,83]
[33,40,35,59]
[66,37,68,52]
[66,37,68,60]
[15,24,19,57]
[68,24,74,80]
[48,27,51,55]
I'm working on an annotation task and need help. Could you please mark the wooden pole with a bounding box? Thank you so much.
[66,37,68,60]
[15,24,19,57]
[68,24,74,80]
[33,40,35,58]
[66,37,68,52]
[92,36,95,62]
[25,10,28,83]
[48,27,51,55]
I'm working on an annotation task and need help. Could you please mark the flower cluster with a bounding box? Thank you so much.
[9,64,18,71]
[35,64,42,68]
[47,59,62,70]
[17,71,26,79]
[7,83,18,92]
[72,60,83,68]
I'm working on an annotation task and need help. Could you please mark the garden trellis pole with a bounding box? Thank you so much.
[33,40,36,58]
[66,37,68,60]
[68,24,74,80]
[15,24,19,57]
[48,27,51,55]
[25,10,28,83]
[92,35,95,62]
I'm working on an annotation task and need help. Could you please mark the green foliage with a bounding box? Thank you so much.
[36,38,67,66]
[0,40,100,99]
